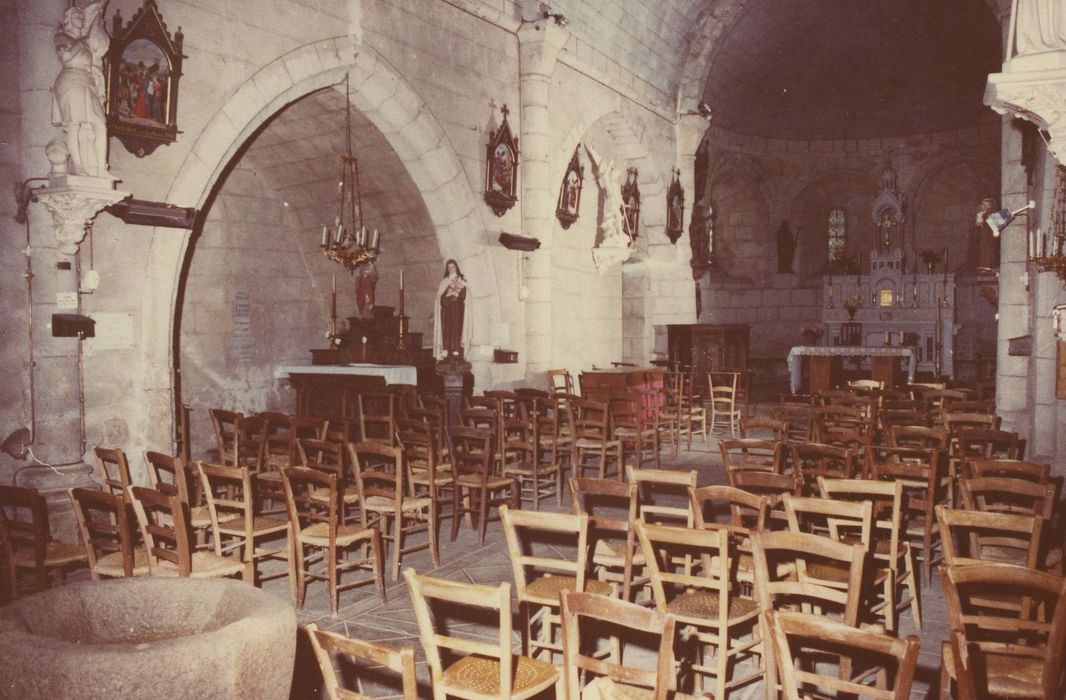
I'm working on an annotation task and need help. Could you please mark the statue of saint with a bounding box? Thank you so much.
[51,1,110,178]
[1015,0,1066,55]
[776,219,797,273]
[583,144,630,249]
[974,197,1000,271]
[354,260,379,320]
[433,259,471,360]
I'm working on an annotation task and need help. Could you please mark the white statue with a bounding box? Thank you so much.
[52,1,110,178]
[584,144,631,247]
[1015,0,1066,55]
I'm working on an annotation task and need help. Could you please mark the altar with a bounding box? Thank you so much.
[275,364,417,418]
[787,346,915,393]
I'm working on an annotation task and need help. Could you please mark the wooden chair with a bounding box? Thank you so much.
[572,399,623,480]
[404,568,560,700]
[570,476,645,603]
[969,458,1051,483]
[396,422,453,528]
[887,424,947,450]
[548,368,574,396]
[818,478,921,632]
[709,371,742,438]
[848,378,884,391]
[679,372,708,448]
[145,450,212,545]
[0,484,86,595]
[69,487,147,579]
[766,610,920,700]
[636,520,762,698]
[500,406,561,510]
[516,388,573,478]
[869,445,945,585]
[611,391,661,470]
[719,438,782,475]
[350,441,437,581]
[298,437,360,524]
[751,531,868,700]
[281,466,385,616]
[739,416,788,441]
[727,471,802,531]
[501,505,612,661]
[0,510,15,605]
[767,403,814,442]
[306,623,417,700]
[93,446,133,498]
[940,563,1066,700]
[688,485,768,590]
[209,408,242,464]
[127,484,244,579]
[959,476,1057,519]
[788,442,856,492]
[936,506,1043,570]
[448,426,517,545]
[559,590,677,700]
[946,628,980,700]
[359,392,397,446]
[196,461,292,588]
[957,428,1026,478]
[627,466,697,528]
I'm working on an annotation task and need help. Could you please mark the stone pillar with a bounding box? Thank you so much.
[13,1,105,539]
[516,18,568,383]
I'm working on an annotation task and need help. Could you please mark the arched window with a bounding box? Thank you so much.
[827,208,847,260]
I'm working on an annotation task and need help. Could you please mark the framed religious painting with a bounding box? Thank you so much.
[666,168,685,243]
[484,104,519,217]
[621,167,640,239]
[555,146,584,229]
[104,0,184,157]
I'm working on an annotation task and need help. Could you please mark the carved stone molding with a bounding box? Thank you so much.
[592,243,631,273]
[35,174,130,254]
[985,66,1066,167]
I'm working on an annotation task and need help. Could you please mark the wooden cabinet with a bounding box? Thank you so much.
[667,324,749,376]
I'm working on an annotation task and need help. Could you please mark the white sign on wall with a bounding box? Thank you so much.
[84,313,134,352]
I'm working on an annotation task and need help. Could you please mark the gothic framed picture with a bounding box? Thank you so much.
[621,167,640,239]
[555,146,584,229]
[484,104,519,217]
[666,168,684,243]
[104,0,184,157]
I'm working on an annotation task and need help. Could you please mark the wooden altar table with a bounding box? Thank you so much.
[275,364,417,418]
[786,347,914,393]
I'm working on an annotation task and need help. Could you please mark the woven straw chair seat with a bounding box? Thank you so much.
[299,523,374,547]
[525,574,613,603]
[310,486,360,504]
[363,495,432,513]
[152,551,244,579]
[575,438,620,450]
[410,467,453,486]
[441,654,557,696]
[257,471,283,484]
[13,541,86,568]
[592,540,646,568]
[503,462,557,477]
[666,589,758,621]
[189,505,213,529]
[218,515,289,536]
[582,676,698,700]
[455,474,514,490]
[94,547,151,578]
[942,641,1045,698]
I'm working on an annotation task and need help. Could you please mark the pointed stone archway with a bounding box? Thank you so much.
[135,37,498,453]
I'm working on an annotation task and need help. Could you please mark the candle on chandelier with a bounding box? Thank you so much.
[335,223,344,243]
[321,225,328,247]
[370,229,380,251]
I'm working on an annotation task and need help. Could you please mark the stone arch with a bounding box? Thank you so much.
[137,37,496,448]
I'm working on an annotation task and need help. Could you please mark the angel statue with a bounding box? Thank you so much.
[583,144,632,271]
[52,1,111,178]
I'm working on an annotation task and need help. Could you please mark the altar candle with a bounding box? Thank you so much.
[400,268,405,290]
[321,225,328,247]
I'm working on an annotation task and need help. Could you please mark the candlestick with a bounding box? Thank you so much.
[400,268,405,290]
[331,273,337,320]
[321,225,328,247]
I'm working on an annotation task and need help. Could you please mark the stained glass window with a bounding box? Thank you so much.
[828,208,847,260]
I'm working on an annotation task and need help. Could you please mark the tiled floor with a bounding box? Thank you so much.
[262,433,951,699]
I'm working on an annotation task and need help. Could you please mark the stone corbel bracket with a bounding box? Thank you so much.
[985,66,1066,167]
[34,174,130,255]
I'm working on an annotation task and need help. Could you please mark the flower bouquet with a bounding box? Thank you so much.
[800,324,824,346]
[919,248,943,274]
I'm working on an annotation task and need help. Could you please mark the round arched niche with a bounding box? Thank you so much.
[785,171,880,278]
[908,158,999,271]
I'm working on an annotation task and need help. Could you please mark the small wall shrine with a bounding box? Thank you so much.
[822,248,956,378]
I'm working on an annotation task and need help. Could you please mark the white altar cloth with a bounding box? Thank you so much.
[786,346,914,393]
[274,363,417,386]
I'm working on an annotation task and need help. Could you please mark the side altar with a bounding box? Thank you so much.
[822,248,956,379]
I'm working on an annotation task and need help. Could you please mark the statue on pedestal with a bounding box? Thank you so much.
[51,1,111,179]
[433,259,471,360]
[974,197,1000,271]
[353,260,379,320]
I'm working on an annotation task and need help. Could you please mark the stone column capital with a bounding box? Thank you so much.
[517,19,569,79]
[985,64,1066,168]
